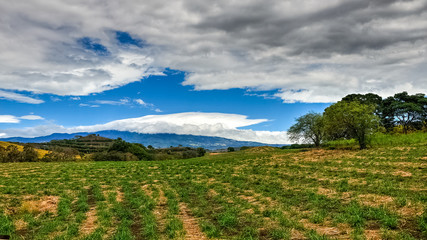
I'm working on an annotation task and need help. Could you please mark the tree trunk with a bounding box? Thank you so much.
[358,134,367,150]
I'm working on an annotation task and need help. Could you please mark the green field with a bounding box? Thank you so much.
[1,142,426,239]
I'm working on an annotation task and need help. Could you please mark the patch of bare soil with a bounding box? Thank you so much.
[206,189,218,199]
[290,228,306,239]
[348,178,367,185]
[239,190,277,211]
[364,229,382,240]
[80,206,98,235]
[116,188,124,202]
[209,153,222,156]
[392,170,412,177]
[141,184,153,197]
[14,219,27,231]
[178,202,207,240]
[292,149,357,163]
[397,202,424,217]
[358,194,394,207]
[20,196,59,214]
[300,219,351,239]
[317,187,338,198]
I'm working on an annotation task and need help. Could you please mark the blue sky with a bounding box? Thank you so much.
[0,68,329,143]
[0,1,425,143]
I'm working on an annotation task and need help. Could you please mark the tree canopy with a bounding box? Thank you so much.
[382,92,427,133]
[324,101,380,149]
[287,112,325,147]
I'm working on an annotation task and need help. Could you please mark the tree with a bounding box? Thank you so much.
[382,92,427,133]
[287,112,325,147]
[0,146,7,162]
[324,101,380,149]
[196,147,206,157]
[6,145,22,162]
[22,144,38,162]
[342,93,383,109]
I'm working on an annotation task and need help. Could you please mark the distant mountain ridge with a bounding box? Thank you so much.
[0,130,283,150]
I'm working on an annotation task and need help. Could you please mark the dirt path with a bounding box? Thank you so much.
[80,188,98,236]
[178,202,207,240]
[153,187,168,238]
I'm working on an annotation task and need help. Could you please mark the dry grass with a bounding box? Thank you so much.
[19,196,59,215]
[79,206,98,235]
[358,194,394,208]
[246,146,277,153]
[116,188,124,203]
[364,229,382,240]
[300,219,351,239]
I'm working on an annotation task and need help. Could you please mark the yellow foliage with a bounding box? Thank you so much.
[0,141,50,158]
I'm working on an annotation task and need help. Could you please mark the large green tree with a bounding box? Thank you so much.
[287,112,325,147]
[382,92,427,133]
[324,101,380,149]
[341,93,383,109]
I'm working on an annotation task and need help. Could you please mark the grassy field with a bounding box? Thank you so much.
[0,141,426,239]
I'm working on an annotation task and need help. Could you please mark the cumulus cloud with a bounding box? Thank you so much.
[0,1,426,102]
[0,112,289,144]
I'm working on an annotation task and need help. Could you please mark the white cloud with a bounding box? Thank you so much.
[70,96,80,100]
[134,99,148,106]
[19,115,44,120]
[0,114,45,123]
[79,103,100,108]
[50,96,61,102]
[0,1,425,103]
[93,98,130,105]
[81,97,161,111]
[134,98,161,112]
[0,115,20,123]
[0,112,289,144]
[0,90,44,104]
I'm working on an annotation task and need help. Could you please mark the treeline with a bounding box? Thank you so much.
[0,138,207,163]
[0,144,39,163]
[36,134,113,153]
[288,91,427,149]
[91,138,206,161]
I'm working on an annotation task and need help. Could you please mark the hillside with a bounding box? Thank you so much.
[0,130,281,150]
[36,134,114,153]
[0,141,50,158]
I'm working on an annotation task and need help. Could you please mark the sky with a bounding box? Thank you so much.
[0,0,426,144]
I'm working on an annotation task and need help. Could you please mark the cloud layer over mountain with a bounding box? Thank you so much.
[1,0,426,102]
[0,112,289,144]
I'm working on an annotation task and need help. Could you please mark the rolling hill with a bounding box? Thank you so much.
[0,130,282,150]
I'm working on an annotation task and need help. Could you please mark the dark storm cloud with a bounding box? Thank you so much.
[0,0,426,102]
[195,0,427,55]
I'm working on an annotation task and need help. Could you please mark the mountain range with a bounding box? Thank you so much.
[0,130,283,150]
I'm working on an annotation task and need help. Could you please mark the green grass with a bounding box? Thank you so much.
[0,136,426,239]
[325,132,427,149]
